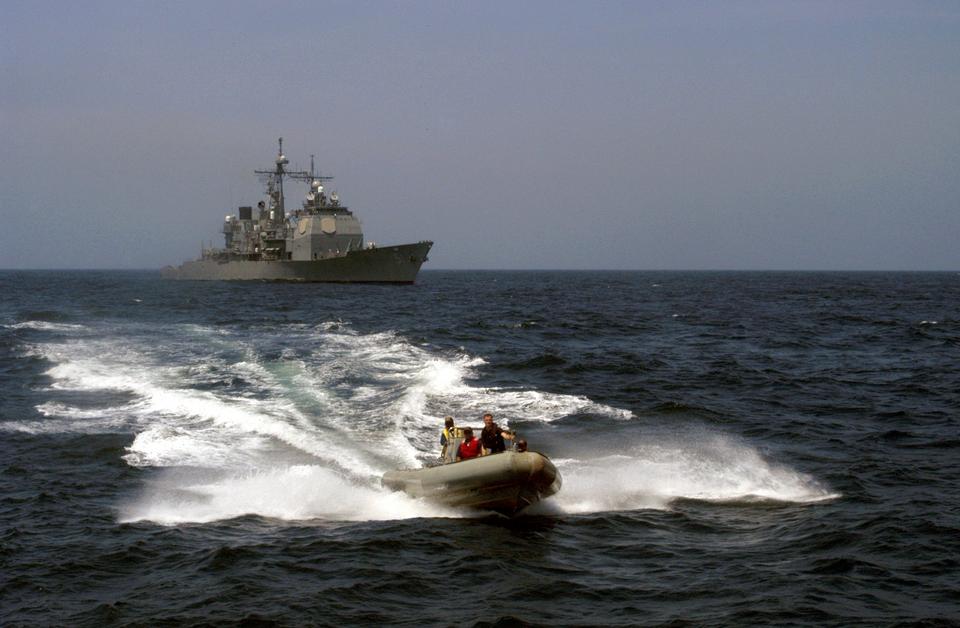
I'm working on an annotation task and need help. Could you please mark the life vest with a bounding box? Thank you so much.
[441,426,463,443]
[458,437,482,459]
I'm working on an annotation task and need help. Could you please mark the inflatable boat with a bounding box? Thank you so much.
[382,450,562,516]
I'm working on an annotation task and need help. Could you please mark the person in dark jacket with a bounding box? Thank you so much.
[479,413,514,454]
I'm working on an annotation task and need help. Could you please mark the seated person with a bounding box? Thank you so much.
[456,427,482,461]
[515,439,528,453]
[480,412,514,454]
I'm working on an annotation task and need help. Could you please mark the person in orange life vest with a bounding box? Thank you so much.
[456,427,482,461]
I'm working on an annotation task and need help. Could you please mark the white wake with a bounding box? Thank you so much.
[9,320,837,523]
[544,434,838,515]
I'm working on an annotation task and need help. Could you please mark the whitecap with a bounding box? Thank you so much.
[119,465,468,524]
[547,434,839,515]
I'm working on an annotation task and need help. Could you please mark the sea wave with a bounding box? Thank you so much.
[541,433,839,515]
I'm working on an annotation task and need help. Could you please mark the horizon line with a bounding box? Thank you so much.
[1,267,957,273]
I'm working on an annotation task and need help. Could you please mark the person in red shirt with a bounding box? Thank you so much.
[456,427,482,461]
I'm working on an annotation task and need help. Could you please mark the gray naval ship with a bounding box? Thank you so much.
[161,138,432,282]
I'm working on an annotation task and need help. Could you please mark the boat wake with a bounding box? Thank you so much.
[120,465,466,524]
[8,319,837,523]
[541,434,838,515]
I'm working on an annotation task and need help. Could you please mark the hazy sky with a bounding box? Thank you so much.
[2,1,958,270]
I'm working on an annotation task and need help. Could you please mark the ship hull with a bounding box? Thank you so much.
[382,451,562,516]
[161,241,431,283]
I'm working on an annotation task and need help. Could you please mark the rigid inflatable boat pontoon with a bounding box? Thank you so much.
[382,447,562,516]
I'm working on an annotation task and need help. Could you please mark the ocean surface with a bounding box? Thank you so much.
[1,270,958,626]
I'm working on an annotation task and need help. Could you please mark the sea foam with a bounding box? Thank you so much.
[544,433,839,515]
[16,320,834,523]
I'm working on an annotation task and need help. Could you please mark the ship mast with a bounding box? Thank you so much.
[287,153,334,208]
[289,153,325,187]
[254,137,310,224]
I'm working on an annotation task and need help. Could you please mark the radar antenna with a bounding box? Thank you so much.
[286,152,336,211]
[287,153,334,186]
[254,137,311,221]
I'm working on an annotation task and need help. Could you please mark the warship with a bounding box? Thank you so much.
[161,138,432,282]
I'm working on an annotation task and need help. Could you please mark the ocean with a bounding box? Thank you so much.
[1,270,958,626]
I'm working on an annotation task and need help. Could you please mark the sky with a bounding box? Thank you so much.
[1,1,958,270]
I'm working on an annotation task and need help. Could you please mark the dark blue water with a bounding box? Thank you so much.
[1,270,958,626]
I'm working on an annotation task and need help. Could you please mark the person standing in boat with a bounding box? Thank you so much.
[439,416,456,460]
[480,413,514,455]
[456,427,482,461]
